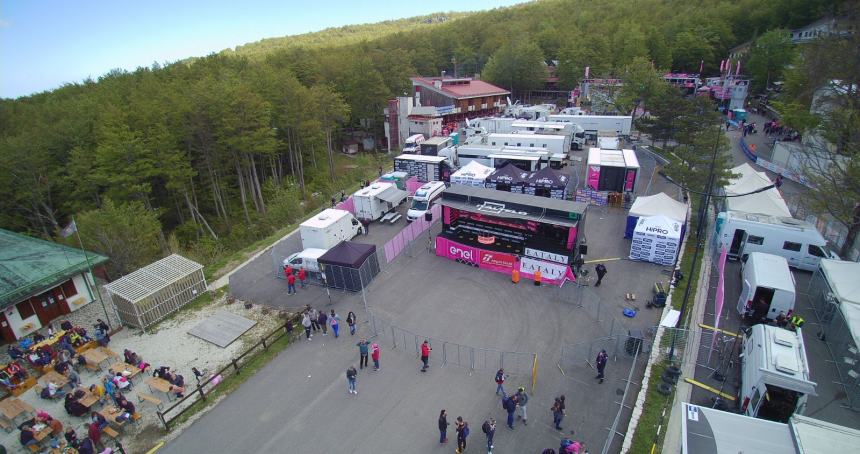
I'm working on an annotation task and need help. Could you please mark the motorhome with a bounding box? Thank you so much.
[738,252,796,321]
[300,209,363,250]
[440,145,550,172]
[547,114,633,139]
[283,248,327,274]
[353,182,408,221]
[716,210,837,271]
[740,324,816,423]
[406,181,446,222]
[402,134,425,153]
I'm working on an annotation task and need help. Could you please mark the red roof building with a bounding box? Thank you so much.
[410,76,510,123]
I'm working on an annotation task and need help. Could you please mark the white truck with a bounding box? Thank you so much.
[402,134,425,153]
[440,145,550,172]
[740,324,816,422]
[547,114,633,139]
[353,182,408,221]
[738,252,796,322]
[716,210,837,271]
[299,209,363,250]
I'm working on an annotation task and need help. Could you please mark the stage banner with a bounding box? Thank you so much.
[479,250,516,273]
[435,237,478,265]
[519,256,573,286]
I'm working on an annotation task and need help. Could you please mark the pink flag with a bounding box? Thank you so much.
[720,59,725,72]
[708,246,728,363]
[585,66,590,79]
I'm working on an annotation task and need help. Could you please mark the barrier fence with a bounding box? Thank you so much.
[382,203,440,264]
[157,318,295,430]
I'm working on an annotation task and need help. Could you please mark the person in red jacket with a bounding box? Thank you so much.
[420,340,432,372]
[287,273,296,295]
[298,268,307,288]
[284,264,294,279]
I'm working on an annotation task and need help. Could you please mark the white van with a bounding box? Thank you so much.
[716,211,837,271]
[738,252,796,321]
[406,181,446,222]
[740,324,816,422]
[402,134,425,153]
[283,248,327,274]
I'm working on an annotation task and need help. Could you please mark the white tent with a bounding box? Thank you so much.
[724,163,791,217]
[450,160,494,187]
[820,259,860,347]
[629,193,687,221]
[630,215,682,265]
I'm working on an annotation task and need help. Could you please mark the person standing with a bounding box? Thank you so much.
[438,409,449,444]
[552,395,566,431]
[284,264,294,280]
[516,387,529,425]
[330,310,340,338]
[595,264,607,287]
[318,310,328,336]
[495,369,506,396]
[309,307,320,333]
[371,342,380,371]
[287,273,297,295]
[504,393,517,429]
[347,311,357,336]
[356,338,370,369]
[301,312,312,340]
[346,366,357,395]
[595,349,608,384]
[298,267,307,288]
[456,417,469,454]
[420,340,432,372]
[482,418,496,452]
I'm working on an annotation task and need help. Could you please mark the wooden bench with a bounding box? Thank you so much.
[11,376,37,397]
[102,426,119,438]
[131,412,142,424]
[28,444,41,453]
[75,341,97,355]
[137,392,163,410]
[0,418,10,432]
[84,361,101,372]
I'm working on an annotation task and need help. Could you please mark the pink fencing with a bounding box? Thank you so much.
[383,203,442,263]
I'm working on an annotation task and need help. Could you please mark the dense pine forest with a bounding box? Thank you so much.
[0,0,838,276]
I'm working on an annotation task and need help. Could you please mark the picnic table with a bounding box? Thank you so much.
[28,330,67,351]
[0,397,34,425]
[39,370,69,389]
[33,423,53,442]
[109,362,141,381]
[145,377,174,400]
[97,405,128,428]
[77,389,100,410]
[97,347,120,361]
[82,348,110,369]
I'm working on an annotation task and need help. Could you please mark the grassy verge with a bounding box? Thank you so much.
[627,196,706,454]
[166,329,293,428]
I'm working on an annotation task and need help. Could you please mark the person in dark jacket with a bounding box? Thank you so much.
[346,311,357,336]
[552,395,566,430]
[455,417,469,454]
[595,263,607,287]
[356,338,370,369]
[318,311,328,336]
[595,349,608,383]
[438,409,449,444]
[495,368,506,396]
[504,393,518,429]
[77,437,95,454]
[19,425,37,448]
[346,366,357,395]
[482,418,496,452]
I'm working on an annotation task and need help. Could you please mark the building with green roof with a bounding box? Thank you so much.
[0,229,108,342]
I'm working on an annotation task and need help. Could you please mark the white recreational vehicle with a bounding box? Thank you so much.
[547,114,633,138]
[402,134,425,153]
[738,253,796,322]
[716,211,837,271]
[406,181,446,222]
[353,182,408,221]
[440,145,550,172]
[299,209,363,250]
[740,324,817,423]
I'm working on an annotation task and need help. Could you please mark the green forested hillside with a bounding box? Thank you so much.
[0,0,837,275]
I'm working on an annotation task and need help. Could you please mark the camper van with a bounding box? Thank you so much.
[283,248,327,274]
[402,134,425,153]
[406,181,446,222]
[716,211,837,271]
[300,209,363,250]
[738,253,796,321]
[353,182,408,221]
[740,324,817,423]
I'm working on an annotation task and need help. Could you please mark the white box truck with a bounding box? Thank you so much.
[740,324,816,422]
[547,114,632,138]
[353,182,408,221]
[738,252,796,322]
[299,209,363,250]
[402,134,425,153]
[716,211,837,271]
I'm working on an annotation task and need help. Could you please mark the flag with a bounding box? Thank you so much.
[60,220,77,238]
[699,60,704,74]
[584,66,590,79]
[720,59,725,72]
[736,61,741,75]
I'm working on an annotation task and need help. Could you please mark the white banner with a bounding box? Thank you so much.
[524,248,569,264]
[520,256,567,281]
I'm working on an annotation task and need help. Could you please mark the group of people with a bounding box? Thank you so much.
[300,305,356,341]
[283,264,308,295]
[344,337,381,395]
[153,365,186,398]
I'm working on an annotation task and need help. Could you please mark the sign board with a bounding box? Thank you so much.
[524,248,569,264]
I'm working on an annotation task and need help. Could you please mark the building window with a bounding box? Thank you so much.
[783,241,802,252]
[17,300,35,320]
[747,235,764,245]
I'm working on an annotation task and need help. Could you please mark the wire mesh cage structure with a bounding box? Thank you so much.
[104,254,207,330]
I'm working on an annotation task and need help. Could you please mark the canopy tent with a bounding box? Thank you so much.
[485,163,529,193]
[629,215,682,266]
[820,259,860,347]
[318,241,380,292]
[523,166,570,199]
[450,160,494,187]
[723,163,791,217]
[377,185,409,204]
[625,193,688,238]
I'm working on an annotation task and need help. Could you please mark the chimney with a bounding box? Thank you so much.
[441,70,446,78]
[434,80,442,90]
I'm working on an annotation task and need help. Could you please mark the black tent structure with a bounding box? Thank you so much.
[484,163,529,193]
[318,241,380,292]
[523,166,570,199]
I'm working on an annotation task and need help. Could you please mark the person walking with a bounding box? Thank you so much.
[347,311,357,336]
[482,418,496,452]
[595,349,608,384]
[330,310,340,338]
[438,409,449,444]
[309,307,320,333]
[287,272,297,295]
[516,387,529,425]
[318,310,328,336]
[298,267,307,288]
[495,369,506,396]
[356,338,370,369]
[420,340,432,372]
[301,312,312,341]
[594,264,607,287]
[552,395,566,430]
[346,366,357,395]
[371,342,380,371]
[503,393,517,429]
[455,417,469,454]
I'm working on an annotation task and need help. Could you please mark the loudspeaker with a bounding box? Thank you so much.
[425,212,433,222]
[579,243,588,255]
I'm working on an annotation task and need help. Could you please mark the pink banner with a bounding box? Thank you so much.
[587,166,600,190]
[478,250,516,273]
[436,237,478,265]
[709,246,728,358]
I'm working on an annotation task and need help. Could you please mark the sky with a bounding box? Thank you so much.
[0,0,528,99]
